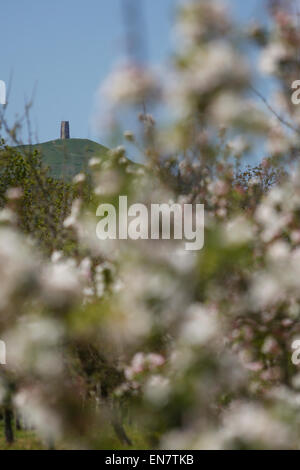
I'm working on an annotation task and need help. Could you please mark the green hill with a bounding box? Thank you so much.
[18,138,109,179]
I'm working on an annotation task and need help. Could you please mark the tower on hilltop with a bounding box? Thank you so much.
[60,121,70,139]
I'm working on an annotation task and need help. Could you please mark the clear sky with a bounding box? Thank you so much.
[1,0,266,145]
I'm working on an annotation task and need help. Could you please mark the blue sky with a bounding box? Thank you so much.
[1,0,266,145]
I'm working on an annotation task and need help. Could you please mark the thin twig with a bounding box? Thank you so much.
[250,84,300,135]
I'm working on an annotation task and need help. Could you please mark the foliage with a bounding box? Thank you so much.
[0,140,77,255]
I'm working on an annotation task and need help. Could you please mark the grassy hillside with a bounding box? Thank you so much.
[18,138,109,179]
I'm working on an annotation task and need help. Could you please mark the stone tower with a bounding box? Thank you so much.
[60,121,70,139]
